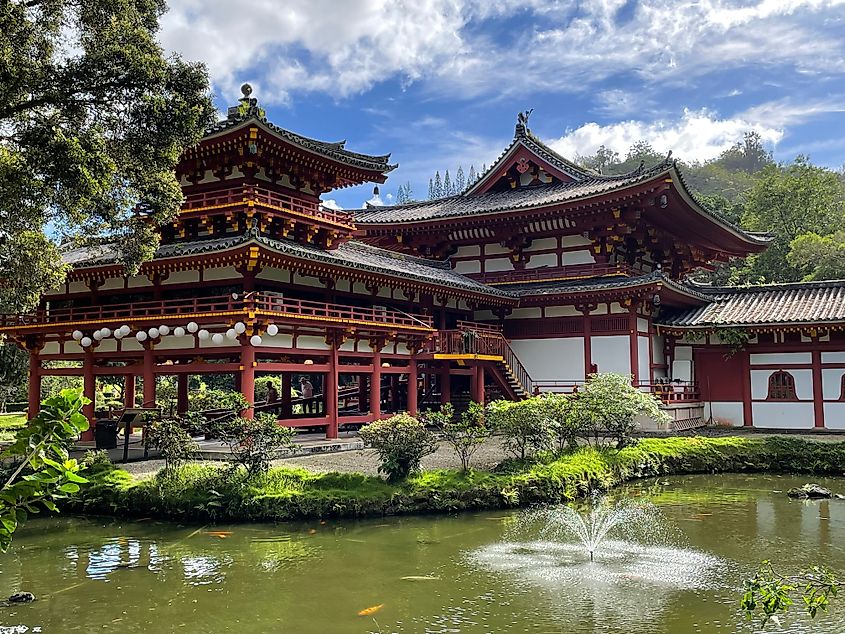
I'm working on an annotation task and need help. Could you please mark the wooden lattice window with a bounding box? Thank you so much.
[767,370,797,400]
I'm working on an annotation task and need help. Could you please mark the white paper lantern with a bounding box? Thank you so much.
[250,335,262,347]
[234,322,246,334]
[72,330,84,341]
[120,325,131,336]
[148,327,160,339]
[266,324,279,336]
[80,337,93,348]
[159,325,171,336]
[100,328,112,338]
[232,292,239,300]
[93,330,103,341]
[197,329,210,341]
[114,329,125,340]
[226,328,238,340]
[187,321,199,334]
[173,326,186,337]
[211,333,225,345]
[136,331,148,342]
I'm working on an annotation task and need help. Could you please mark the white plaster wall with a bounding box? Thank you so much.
[637,317,649,333]
[672,360,693,382]
[824,403,845,429]
[473,310,496,321]
[525,237,557,252]
[652,334,665,363]
[638,336,650,382]
[377,286,393,299]
[509,337,585,382]
[126,276,152,289]
[752,402,815,428]
[708,401,745,426]
[394,342,410,355]
[257,268,289,283]
[296,336,330,350]
[64,341,83,354]
[675,346,693,361]
[505,307,543,319]
[562,250,595,265]
[822,369,845,400]
[339,339,357,352]
[822,352,845,364]
[545,305,581,317]
[750,352,812,366]
[292,272,324,288]
[352,282,370,295]
[484,243,509,256]
[67,281,88,294]
[95,340,118,353]
[119,339,143,353]
[591,335,630,376]
[561,235,592,247]
[484,258,512,272]
[42,342,61,355]
[608,302,629,314]
[101,277,124,291]
[751,369,813,400]
[453,260,481,274]
[165,271,200,285]
[202,266,239,282]
[526,253,558,269]
[260,334,294,348]
[454,245,480,257]
[155,335,196,351]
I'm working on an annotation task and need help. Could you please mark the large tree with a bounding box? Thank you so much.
[0,0,215,312]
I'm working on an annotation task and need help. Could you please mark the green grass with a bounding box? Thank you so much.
[0,412,27,442]
[68,436,845,523]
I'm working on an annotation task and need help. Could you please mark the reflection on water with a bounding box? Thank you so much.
[1,474,845,633]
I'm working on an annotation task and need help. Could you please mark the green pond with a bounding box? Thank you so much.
[3,473,845,633]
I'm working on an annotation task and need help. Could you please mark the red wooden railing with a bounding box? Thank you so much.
[181,185,353,226]
[0,292,433,330]
[466,262,630,285]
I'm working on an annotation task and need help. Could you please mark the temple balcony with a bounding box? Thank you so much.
[465,262,631,286]
[0,291,434,337]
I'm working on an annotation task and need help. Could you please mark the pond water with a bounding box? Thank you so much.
[2,473,845,633]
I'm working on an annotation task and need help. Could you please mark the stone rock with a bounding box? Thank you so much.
[8,592,35,603]
[787,483,832,499]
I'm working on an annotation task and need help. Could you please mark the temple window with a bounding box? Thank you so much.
[767,370,797,400]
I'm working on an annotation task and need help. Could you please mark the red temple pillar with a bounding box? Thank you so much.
[240,343,256,419]
[407,357,418,416]
[470,365,485,405]
[143,345,156,408]
[370,346,382,419]
[82,348,96,440]
[27,348,41,420]
[326,342,339,438]
[582,312,593,379]
[281,373,292,418]
[440,361,451,405]
[125,374,136,408]
[628,308,639,385]
[812,345,825,428]
[177,374,189,414]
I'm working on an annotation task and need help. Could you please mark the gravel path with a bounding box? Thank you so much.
[118,437,510,479]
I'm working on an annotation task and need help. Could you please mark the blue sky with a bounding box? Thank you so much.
[160,0,845,209]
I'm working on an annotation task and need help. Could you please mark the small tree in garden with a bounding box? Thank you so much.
[359,414,437,481]
[570,373,669,448]
[540,393,580,452]
[422,402,491,472]
[0,389,90,552]
[212,414,296,477]
[486,398,554,460]
[145,417,199,477]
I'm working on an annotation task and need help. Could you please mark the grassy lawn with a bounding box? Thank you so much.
[0,412,27,442]
[70,436,845,523]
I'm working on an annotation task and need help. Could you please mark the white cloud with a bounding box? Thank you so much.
[160,0,845,103]
[320,198,343,211]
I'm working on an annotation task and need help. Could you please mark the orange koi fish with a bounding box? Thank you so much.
[205,531,233,538]
[357,604,384,617]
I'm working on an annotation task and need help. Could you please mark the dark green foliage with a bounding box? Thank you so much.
[742,561,840,625]
[0,0,215,311]
[0,389,89,552]
[422,402,491,472]
[70,436,845,523]
[486,398,554,460]
[351,413,437,481]
[144,417,198,477]
[211,414,296,477]
[0,343,28,411]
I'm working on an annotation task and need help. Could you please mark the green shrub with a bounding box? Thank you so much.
[422,402,491,472]
[211,413,296,477]
[486,398,554,460]
[539,392,580,452]
[571,373,670,447]
[254,376,282,403]
[81,449,114,474]
[359,413,437,481]
[189,388,249,414]
[144,417,198,476]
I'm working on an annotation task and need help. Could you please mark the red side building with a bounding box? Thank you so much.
[3,94,843,433]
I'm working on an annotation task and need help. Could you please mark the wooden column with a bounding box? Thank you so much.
[143,345,156,408]
[407,357,418,416]
[440,361,451,405]
[125,375,136,408]
[82,348,96,440]
[812,344,825,428]
[741,350,753,427]
[370,346,382,419]
[628,308,639,385]
[240,342,256,419]
[582,313,592,378]
[326,342,339,438]
[27,348,42,420]
[471,365,485,405]
[177,374,190,414]
[281,373,293,418]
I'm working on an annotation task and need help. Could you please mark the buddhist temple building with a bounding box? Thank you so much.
[3,91,845,434]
